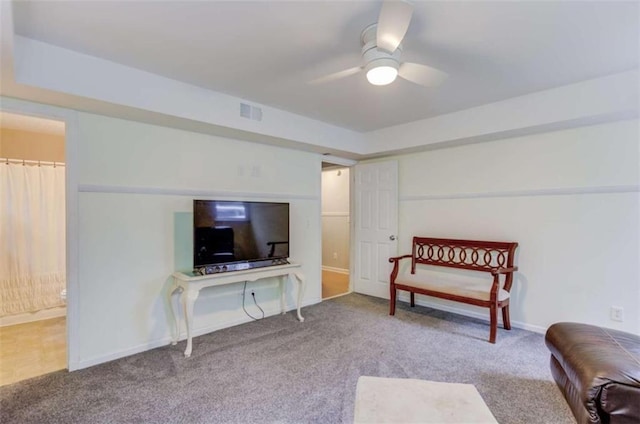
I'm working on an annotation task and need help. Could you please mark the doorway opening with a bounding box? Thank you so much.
[321,162,351,299]
[0,111,67,386]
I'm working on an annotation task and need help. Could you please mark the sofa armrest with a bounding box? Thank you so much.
[545,322,640,424]
[601,382,640,424]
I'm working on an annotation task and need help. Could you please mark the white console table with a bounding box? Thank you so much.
[168,263,305,357]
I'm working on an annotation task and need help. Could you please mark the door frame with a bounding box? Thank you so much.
[320,155,357,296]
[1,97,81,371]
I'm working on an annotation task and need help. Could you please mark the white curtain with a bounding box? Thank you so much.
[0,163,66,316]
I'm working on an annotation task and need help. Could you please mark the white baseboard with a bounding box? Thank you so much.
[397,293,547,334]
[323,291,353,301]
[322,266,349,274]
[0,306,67,327]
[75,297,322,370]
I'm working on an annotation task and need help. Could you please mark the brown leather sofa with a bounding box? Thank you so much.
[545,322,640,424]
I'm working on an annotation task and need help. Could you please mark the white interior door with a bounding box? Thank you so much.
[354,161,398,298]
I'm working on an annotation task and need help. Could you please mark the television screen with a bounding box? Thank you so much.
[193,200,289,270]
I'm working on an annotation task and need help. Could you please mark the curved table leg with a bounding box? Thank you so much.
[293,272,305,322]
[279,276,286,315]
[167,279,182,345]
[180,289,200,358]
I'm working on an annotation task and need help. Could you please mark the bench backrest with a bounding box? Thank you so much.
[411,237,518,288]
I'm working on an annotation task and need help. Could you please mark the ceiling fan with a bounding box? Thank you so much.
[311,0,448,87]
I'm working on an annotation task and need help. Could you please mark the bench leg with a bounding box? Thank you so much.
[410,292,415,307]
[502,305,511,330]
[489,304,497,344]
[389,285,396,316]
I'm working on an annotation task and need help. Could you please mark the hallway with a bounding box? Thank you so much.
[0,317,66,386]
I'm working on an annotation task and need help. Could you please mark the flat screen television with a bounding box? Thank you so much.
[193,200,290,274]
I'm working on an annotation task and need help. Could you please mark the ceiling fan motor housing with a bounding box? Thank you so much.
[361,23,402,71]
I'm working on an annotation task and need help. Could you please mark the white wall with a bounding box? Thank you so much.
[13,35,366,156]
[321,168,350,271]
[388,119,640,334]
[75,113,322,367]
[365,70,638,155]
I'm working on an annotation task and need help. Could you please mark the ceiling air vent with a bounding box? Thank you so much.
[240,103,251,119]
[240,103,263,122]
[251,107,262,121]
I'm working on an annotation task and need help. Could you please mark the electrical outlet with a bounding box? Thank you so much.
[333,252,338,260]
[610,306,624,322]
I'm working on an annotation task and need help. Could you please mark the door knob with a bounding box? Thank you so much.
[389,235,396,241]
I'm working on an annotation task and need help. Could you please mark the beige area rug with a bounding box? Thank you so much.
[354,376,498,424]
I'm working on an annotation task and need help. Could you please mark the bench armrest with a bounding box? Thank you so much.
[388,254,412,264]
[389,255,412,284]
[491,266,518,276]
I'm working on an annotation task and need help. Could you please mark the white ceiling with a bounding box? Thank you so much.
[11,1,640,133]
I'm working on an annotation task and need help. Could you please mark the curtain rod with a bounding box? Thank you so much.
[2,158,65,167]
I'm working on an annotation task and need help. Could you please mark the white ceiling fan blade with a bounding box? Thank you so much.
[398,62,448,87]
[309,66,362,85]
[377,0,414,53]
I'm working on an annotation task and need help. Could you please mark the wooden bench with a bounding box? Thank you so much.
[389,237,519,343]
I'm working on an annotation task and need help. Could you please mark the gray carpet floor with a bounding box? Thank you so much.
[0,293,575,423]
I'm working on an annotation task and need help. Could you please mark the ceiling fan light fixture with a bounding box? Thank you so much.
[365,58,399,86]
[367,66,398,86]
